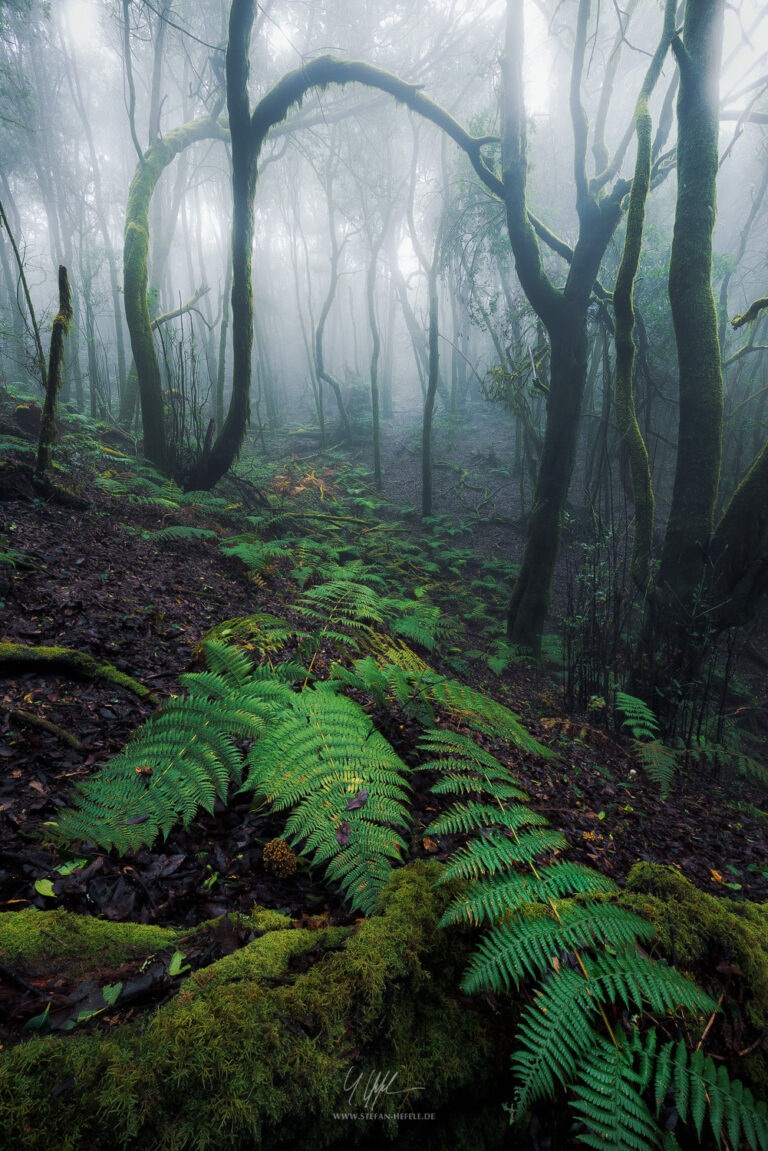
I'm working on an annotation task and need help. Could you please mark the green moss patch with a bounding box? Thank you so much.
[620,862,768,1093]
[0,863,509,1151]
[0,907,183,982]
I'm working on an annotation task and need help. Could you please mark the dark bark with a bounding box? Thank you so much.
[36,266,73,476]
[657,0,725,609]
[421,239,440,518]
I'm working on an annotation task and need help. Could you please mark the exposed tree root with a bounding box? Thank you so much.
[2,706,84,748]
[0,643,158,704]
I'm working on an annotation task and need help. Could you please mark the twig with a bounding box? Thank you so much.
[3,707,84,749]
[695,990,726,1051]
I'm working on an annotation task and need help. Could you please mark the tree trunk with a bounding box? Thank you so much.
[36,266,73,476]
[422,240,440,517]
[506,314,586,648]
[123,116,226,473]
[657,0,725,607]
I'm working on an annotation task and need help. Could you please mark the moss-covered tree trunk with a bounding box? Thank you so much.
[657,0,725,609]
[123,117,226,474]
[36,266,73,476]
[611,0,676,592]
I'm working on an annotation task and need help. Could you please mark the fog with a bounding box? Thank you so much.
[1,0,768,552]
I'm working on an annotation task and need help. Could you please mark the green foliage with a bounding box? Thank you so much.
[299,573,448,652]
[51,642,298,853]
[145,526,219,543]
[615,691,660,740]
[219,536,291,571]
[633,738,678,798]
[412,698,759,1149]
[244,685,411,914]
[569,1032,659,1151]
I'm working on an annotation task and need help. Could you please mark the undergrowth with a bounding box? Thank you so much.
[8,405,768,1148]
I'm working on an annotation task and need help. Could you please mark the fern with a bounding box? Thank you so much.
[616,691,660,741]
[634,738,678,798]
[220,537,290,571]
[570,1031,768,1151]
[461,902,655,993]
[439,829,569,882]
[654,1041,768,1151]
[52,642,296,852]
[569,1033,659,1151]
[205,612,309,655]
[437,862,619,928]
[336,659,552,759]
[512,953,714,1116]
[146,526,219,542]
[244,685,411,914]
[300,577,387,632]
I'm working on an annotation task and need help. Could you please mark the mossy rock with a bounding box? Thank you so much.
[0,863,511,1151]
[620,862,768,1094]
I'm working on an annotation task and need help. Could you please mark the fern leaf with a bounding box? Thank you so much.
[633,739,678,798]
[245,688,411,914]
[424,801,548,838]
[616,691,660,741]
[514,954,715,1115]
[570,1035,661,1151]
[438,829,568,883]
[52,645,293,853]
[461,904,655,993]
[428,678,552,757]
[438,863,619,928]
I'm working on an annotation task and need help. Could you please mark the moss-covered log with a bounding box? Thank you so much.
[0,642,157,704]
[0,864,510,1151]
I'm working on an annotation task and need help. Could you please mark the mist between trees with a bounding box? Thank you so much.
[2,0,768,715]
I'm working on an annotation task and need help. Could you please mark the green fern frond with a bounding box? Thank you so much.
[654,1041,768,1150]
[437,863,619,928]
[570,1034,660,1151]
[616,691,659,741]
[428,678,552,757]
[300,578,386,628]
[146,526,219,542]
[205,612,309,654]
[513,953,714,1115]
[331,656,423,710]
[424,801,548,838]
[633,739,678,797]
[439,829,568,883]
[244,687,411,914]
[52,643,293,853]
[460,903,655,993]
[220,538,290,571]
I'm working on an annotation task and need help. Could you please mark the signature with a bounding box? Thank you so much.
[343,1064,425,1111]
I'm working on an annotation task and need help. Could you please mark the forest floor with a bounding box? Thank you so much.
[1,397,767,1051]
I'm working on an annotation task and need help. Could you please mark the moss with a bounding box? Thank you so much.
[0,907,181,980]
[0,863,508,1150]
[0,642,157,703]
[619,862,768,1090]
